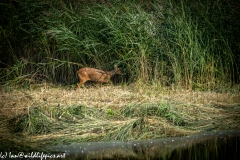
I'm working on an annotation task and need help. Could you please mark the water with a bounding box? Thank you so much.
[48,130,240,160]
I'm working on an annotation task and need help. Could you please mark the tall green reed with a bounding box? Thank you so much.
[0,0,239,90]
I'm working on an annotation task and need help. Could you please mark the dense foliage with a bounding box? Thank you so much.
[0,0,239,89]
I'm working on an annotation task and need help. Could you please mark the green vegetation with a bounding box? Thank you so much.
[1,85,239,151]
[1,0,239,89]
[0,0,240,153]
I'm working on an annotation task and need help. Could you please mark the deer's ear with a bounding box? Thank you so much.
[114,64,117,69]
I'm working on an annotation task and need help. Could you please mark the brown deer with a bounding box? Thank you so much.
[77,65,121,88]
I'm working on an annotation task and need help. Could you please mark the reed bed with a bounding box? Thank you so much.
[0,0,240,152]
[1,0,239,89]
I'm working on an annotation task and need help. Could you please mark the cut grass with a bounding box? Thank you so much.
[0,84,239,151]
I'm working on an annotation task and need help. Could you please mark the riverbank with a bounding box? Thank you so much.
[0,84,239,151]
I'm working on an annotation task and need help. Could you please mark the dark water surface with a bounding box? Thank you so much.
[48,130,240,160]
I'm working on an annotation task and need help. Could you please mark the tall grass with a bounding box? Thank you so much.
[0,0,239,90]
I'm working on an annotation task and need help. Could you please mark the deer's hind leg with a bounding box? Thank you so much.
[78,81,83,88]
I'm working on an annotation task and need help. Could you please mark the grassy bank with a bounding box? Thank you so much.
[0,84,239,151]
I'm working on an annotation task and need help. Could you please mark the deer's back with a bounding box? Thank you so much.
[78,67,109,82]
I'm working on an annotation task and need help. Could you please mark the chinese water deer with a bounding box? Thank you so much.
[77,65,121,88]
